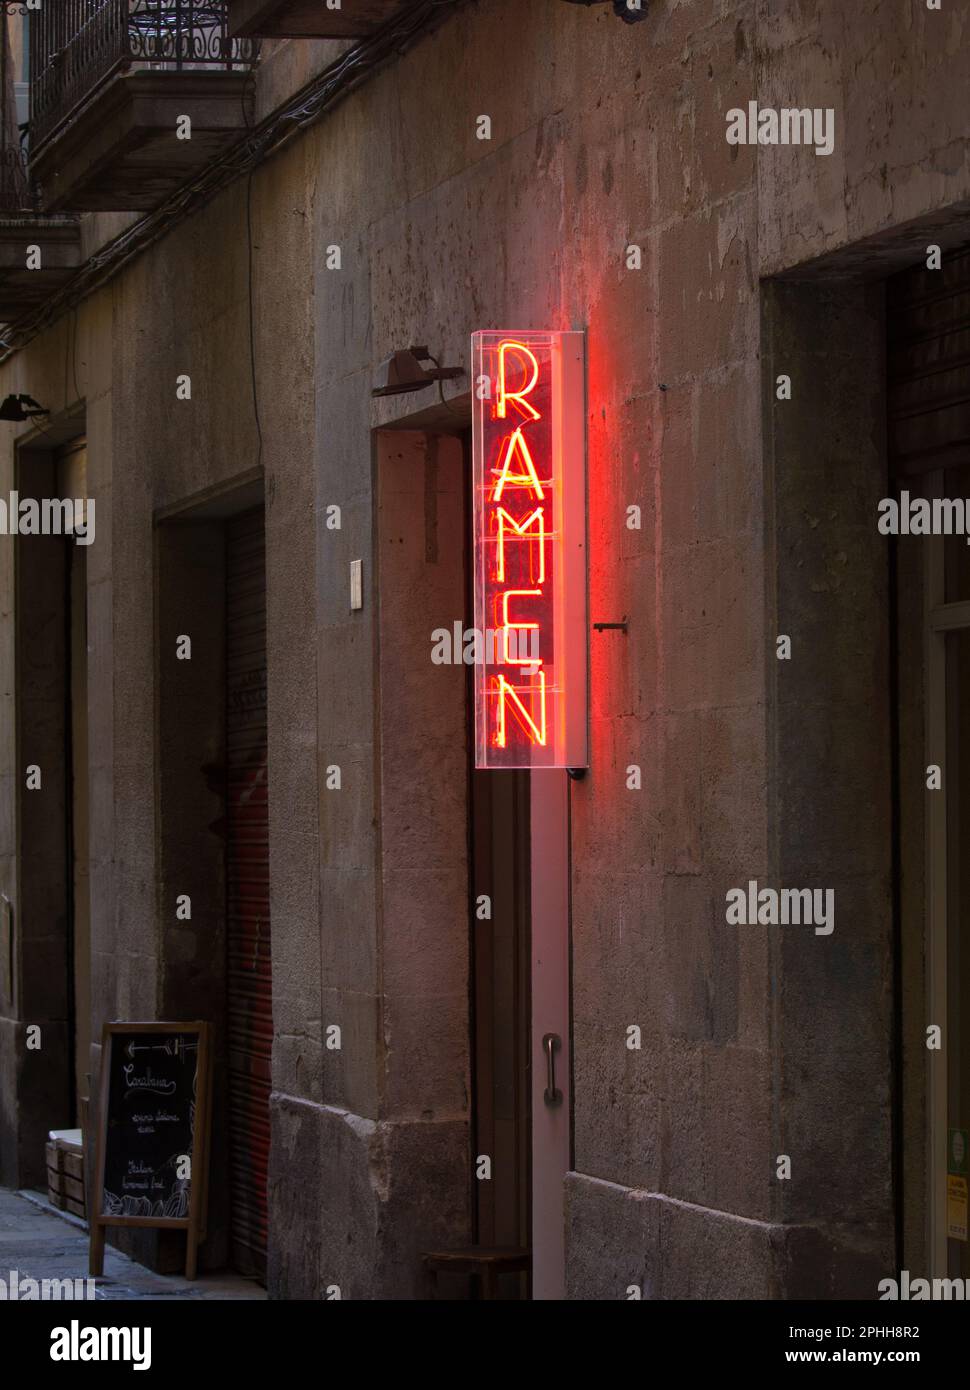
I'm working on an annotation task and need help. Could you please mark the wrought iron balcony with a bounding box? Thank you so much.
[0,5,80,322]
[26,1,258,211]
[227,0,410,39]
[1,2,28,213]
[31,1,257,154]
[0,144,29,214]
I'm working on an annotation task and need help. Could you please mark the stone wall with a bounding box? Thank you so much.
[0,0,967,1296]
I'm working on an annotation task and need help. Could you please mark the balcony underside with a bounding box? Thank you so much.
[30,70,253,213]
[0,218,81,321]
[227,0,409,38]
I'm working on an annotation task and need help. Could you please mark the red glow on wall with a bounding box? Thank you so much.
[472,330,587,769]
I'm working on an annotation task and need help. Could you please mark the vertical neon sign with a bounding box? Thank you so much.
[472,329,588,769]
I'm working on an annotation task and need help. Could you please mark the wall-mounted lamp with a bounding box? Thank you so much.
[0,393,49,422]
[371,347,463,398]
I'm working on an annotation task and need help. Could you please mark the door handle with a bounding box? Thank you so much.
[542,1032,562,1106]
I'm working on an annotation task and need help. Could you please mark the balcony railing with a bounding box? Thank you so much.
[1,3,29,211]
[29,1,258,153]
[0,144,29,211]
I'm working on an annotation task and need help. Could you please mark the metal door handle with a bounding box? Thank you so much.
[542,1032,562,1105]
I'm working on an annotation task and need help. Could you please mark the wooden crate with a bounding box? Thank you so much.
[46,1134,85,1218]
[45,1142,65,1208]
[63,1151,84,1182]
[64,1172,86,1218]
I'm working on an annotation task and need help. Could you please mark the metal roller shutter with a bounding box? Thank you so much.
[226,507,271,1281]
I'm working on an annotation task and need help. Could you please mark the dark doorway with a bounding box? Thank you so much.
[225,507,271,1281]
[8,430,87,1190]
[466,417,532,1297]
[470,768,531,1294]
[60,436,90,1133]
[889,242,970,1277]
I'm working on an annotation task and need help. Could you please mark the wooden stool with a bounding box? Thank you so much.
[422,1245,530,1300]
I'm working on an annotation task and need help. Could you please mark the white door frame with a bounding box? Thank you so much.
[923,468,968,1275]
[530,769,571,1299]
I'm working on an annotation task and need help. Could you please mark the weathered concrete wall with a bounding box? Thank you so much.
[0,0,966,1296]
[564,0,769,1298]
[300,0,775,1295]
[758,0,970,276]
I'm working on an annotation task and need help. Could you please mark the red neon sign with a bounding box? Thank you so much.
[472,330,587,769]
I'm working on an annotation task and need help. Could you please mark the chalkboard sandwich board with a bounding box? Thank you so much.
[90,1022,212,1279]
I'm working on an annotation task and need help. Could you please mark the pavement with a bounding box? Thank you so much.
[0,1186,266,1300]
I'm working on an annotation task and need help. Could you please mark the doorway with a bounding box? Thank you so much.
[10,428,88,1189]
[910,515,970,1279]
[463,423,574,1299]
[942,616,970,1275]
[469,766,531,1296]
[225,506,271,1281]
[59,435,90,1132]
[374,423,572,1297]
[155,483,270,1277]
[889,244,970,1277]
